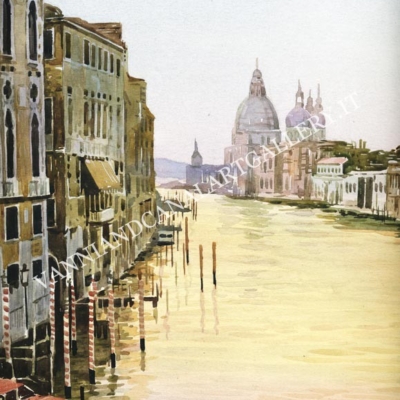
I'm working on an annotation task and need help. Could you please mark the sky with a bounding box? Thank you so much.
[48,0,400,164]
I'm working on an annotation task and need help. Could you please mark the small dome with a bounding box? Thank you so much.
[286,105,311,128]
[311,112,326,128]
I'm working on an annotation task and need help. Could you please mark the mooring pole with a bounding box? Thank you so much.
[199,245,204,292]
[212,242,217,287]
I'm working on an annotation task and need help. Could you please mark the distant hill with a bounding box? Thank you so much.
[155,158,188,181]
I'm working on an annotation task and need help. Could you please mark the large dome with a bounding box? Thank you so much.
[235,69,279,133]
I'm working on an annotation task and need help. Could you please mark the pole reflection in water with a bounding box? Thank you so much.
[200,291,205,333]
[212,287,219,335]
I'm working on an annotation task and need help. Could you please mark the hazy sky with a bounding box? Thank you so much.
[48,0,400,164]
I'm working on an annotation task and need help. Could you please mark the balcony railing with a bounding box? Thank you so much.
[1,181,20,198]
[65,137,122,160]
[10,306,26,342]
[89,207,114,223]
[29,178,50,197]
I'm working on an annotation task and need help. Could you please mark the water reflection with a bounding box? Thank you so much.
[72,193,400,399]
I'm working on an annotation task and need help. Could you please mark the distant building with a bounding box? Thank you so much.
[0,0,51,385]
[387,161,400,219]
[186,140,226,189]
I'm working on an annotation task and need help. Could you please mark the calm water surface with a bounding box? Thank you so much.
[80,193,400,399]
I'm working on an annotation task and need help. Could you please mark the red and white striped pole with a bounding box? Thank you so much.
[2,285,14,379]
[63,283,71,399]
[139,279,145,352]
[70,284,77,355]
[108,288,116,368]
[88,281,97,384]
[49,276,56,393]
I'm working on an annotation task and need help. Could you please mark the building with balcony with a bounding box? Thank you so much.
[0,0,51,387]
[44,4,128,299]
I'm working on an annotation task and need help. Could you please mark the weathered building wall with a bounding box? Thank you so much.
[0,0,50,383]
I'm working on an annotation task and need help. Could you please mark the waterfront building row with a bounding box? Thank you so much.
[0,1,156,393]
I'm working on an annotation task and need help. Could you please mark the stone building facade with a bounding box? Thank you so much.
[125,74,157,256]
[44,5,127,301]
[0,0,51,385]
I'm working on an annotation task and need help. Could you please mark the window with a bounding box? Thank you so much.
[6,264,19,290]
[65,32,71,59]
[109,106,113,138]
[43,29,53,59]
[47,199,55,227]
[116,59,121,77]
[98,47,102,69]
[110,54,114,73]
[260,178,263,189]
[90,102,95,137]
[31,114,40,177]
[269,159,272,170]
[5,206,19,240]
[3,0,12,55]
[97,103,101,137]
[103,50,108,71]
[45,98,53,135]
[67,89,73,135]
[33,204,42,235]
[91,44,96,67]
[84,40,90,65]
[102,105,107,138]
[263,162,267,173]
[32,260,42,279]
[28,1,38,60]
[5,109,14,178]
[83,101,89,136]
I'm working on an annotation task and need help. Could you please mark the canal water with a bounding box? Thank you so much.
[68,193,400,399]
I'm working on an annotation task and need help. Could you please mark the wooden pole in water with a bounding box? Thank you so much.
[185,217,189,264]
[195,201,198,221]
[108,288,116,368]
[139,279,146,352]
[177,227,180,251]
[63,286,71,398]
[199,245,204,292]
[183,243,186,275]
[212,242,217,287]
[88,281,97,385]
[70,284,77,356]
[165,244,168,265]
[171,244,174,265]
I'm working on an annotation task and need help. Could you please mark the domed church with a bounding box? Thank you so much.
[224,63,327,197]
[232,65,281,147]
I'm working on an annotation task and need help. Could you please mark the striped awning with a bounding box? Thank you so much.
[84,160,120,190]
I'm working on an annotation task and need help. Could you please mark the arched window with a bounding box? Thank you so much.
[31,114,40,177]
[28,1,38,61]
[260,178,263,189]
[3,0,12,55]
[83,102,89,136]
[5,110,14,178]
[265,178,268,189]
[263,162,267,173]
